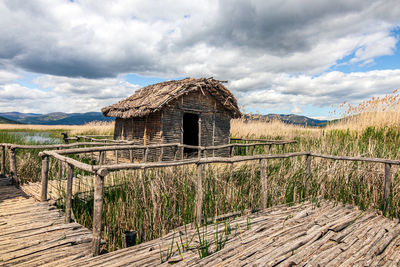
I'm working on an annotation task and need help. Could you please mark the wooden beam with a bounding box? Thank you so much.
[1,145,5,177]
[260,159,267,209]
[92,173,104,256]
[196,164,203,226]
[305,154,311,197]
[40,155,49,202]
[9,148,17,185]
[384,163,392,214]
[65,164,74,223]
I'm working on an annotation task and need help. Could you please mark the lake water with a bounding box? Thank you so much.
[9,132,62,144]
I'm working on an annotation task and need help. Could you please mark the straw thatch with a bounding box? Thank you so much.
[102,77,241,118]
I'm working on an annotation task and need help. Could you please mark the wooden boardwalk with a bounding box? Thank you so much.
[0,177,93,267]
[2,178,400,266]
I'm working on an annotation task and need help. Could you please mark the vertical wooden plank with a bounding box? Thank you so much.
[58,147,63,181]
[159,147,164,162]
[384,163,392,214]
[196,164,203,226]
[65,164,74,223]
[9,148,17,185]
[245,140,248,155]
[252,145,256,156]
[99,151,105,165]
[305,154,311,198]
[260,159,267,209]
[212,111,215,157]
[92,173,104,256]
[230,145,235,157]
[41,155,49,202]
[282,144,286,153]
[1,145,5,177]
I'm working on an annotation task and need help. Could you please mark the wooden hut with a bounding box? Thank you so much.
[102,77,241,160]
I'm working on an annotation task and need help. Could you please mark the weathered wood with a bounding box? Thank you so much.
[65,164,74,223]
[40,156,49,202]
[99,151,105,165]
[9,148,17,185]
[196,164,203,226]
[41,151,94,173]
[384,163,392,214]
[1,145,5,177]
[92,173,104,256]
[115,150,119,164]
[305,154,311,197]
[260,159,267,209]
[130,149,133,163]
[310,153,400,165]
[144,148,149,163]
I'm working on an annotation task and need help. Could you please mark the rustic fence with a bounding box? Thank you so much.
[3,138,398,257]
[35,146,398,256]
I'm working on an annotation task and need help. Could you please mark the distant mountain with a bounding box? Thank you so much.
[0,115,20,124]
[0,112,114,125]
[244,114,328,127]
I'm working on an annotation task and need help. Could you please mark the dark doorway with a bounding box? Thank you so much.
[183,113,199,155]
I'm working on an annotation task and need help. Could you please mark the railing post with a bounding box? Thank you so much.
[99,151,105,165]
[260,159,267,209]
[92,172,105,256]
[65,164,74,223]
[115,150,119,164]
[1,145,5,177]
[195,163,203,226]
[282,144,286,153]
[41,155,49,202]
[144,147,149,162]
[58,147,63,181]
[305,154,311,198]
[252,145,256,156]
[9,148,18,185]
[159,146,164,162]
[230,145,235,157]
[129,149,134,163]
[384,163,392,214]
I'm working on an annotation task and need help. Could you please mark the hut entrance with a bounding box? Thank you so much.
[183,113,199,155]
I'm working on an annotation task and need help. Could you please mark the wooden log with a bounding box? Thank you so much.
[92,173,104,256]
[260,159,267,209]
[65,164,74,223]
[99,151,105,165]
[384,163,392,214]
[41,156,49,202]
[9,148,17,185]
[305,154,311,197]
[115,150,119,164]
[282,144,285,153]
[159,147,163,162]
[196,164,203,226]
[130,149,133,163]
[1,145,5,177]
[310,153,400,165]
[40,151,94,173]
[245,140,248,155]
[144,148,149,163]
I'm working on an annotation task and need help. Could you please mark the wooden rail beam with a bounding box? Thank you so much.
[260,159,267,209]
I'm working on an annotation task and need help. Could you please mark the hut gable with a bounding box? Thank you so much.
[101,77,241,119]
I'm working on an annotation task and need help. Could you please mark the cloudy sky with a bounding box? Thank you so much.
[1,0,400,119]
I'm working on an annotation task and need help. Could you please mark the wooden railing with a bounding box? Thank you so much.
[34,145,398,256]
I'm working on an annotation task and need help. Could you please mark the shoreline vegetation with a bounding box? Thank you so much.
[2,91,400,253]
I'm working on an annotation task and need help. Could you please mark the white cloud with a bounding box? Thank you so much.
[0,0,399,114]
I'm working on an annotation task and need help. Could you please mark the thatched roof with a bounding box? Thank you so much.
[102,77,241,119]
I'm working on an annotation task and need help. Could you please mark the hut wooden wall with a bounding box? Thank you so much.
[114,89,232,160]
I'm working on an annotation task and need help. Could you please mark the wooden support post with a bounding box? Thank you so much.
[198,115,202,158]
[92,173,105,256]
[159,147,164,162]
[65,164,74,223]
[9,148,17,185]
[245,140,248,155]
[129,149,133,163]
[384,163,392,214]
[1,145,5,177]
[115,150,119,164]
[174,146,178,161]
[144,148,149,163]
[230,146,235,157]
[196,164,203,226]
[260,159,267,210]
[61,132,69,144]
[282,144,286,153]
[99,151,105,165]
[41,155,49,202]
[252,145,256,156]
[305,154,311,198]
